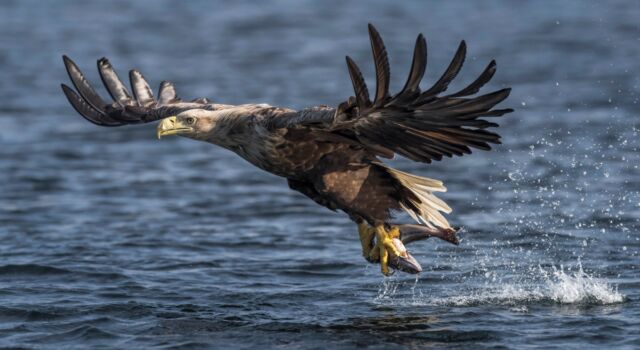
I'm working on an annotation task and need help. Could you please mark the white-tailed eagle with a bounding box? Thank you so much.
[61,24,512,275]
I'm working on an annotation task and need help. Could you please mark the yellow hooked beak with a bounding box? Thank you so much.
[157,116,193,139]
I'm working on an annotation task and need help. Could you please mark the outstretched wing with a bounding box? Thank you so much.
[333,24,513,163]
[60,56,226,127]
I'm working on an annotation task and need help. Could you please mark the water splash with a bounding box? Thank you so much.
[375,262,624,307]
[542,264,624,304]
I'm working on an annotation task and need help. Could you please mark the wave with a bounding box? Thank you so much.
[0,264,72,276]
[0,264,128,281]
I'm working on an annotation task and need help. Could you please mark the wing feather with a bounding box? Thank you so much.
[129,69,155,107]
[419,40,466,99]
[394,33,427,102]
[97,57,134,106]
[62,56,224,127]
[449,60,496,97]
[368,23,390,106]
[60,84,120,126]
[332,24,513,164]
[63,55,108,113]
[345,56,371,109]
[158,81,178,104]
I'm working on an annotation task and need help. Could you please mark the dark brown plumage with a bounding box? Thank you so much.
[61,24,512,275]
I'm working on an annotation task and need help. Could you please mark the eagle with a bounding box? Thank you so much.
[61,24,512,276]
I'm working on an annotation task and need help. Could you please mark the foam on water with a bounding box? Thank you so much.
[375,262,624,307]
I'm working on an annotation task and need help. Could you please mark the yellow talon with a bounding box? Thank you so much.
[375,225,403,259]
[388,226,401,239]
[357,223,407,275]
[379,244,389,275]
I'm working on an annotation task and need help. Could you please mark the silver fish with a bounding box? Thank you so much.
[387,224,460,274]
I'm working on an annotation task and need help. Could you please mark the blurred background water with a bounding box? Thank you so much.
[1,0,639,349]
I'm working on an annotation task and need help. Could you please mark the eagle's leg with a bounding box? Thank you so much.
[357,222,376,262]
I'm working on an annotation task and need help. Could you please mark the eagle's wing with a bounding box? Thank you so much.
[60,56,225,127]
[334,24,513,163]
[272,24,513,163]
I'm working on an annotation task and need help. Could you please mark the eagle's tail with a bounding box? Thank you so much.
[374,163,452,229]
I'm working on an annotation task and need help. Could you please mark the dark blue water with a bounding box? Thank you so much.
[1,1,639,348]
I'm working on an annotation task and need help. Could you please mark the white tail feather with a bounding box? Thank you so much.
[376,163,453,229]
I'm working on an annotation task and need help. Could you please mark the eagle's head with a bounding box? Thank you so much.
[156,109,251,149]
[156,109,219,140]
[156,105,270,151]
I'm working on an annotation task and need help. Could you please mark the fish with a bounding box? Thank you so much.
[387,224,460,274]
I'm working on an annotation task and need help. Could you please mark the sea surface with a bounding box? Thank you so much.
[1,1,639,349]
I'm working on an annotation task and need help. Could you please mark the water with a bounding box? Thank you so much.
[1,1,639,348]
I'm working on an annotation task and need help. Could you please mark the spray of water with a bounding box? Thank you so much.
[375,261,624,306]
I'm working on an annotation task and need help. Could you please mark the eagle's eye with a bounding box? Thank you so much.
[184,117,196,125]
